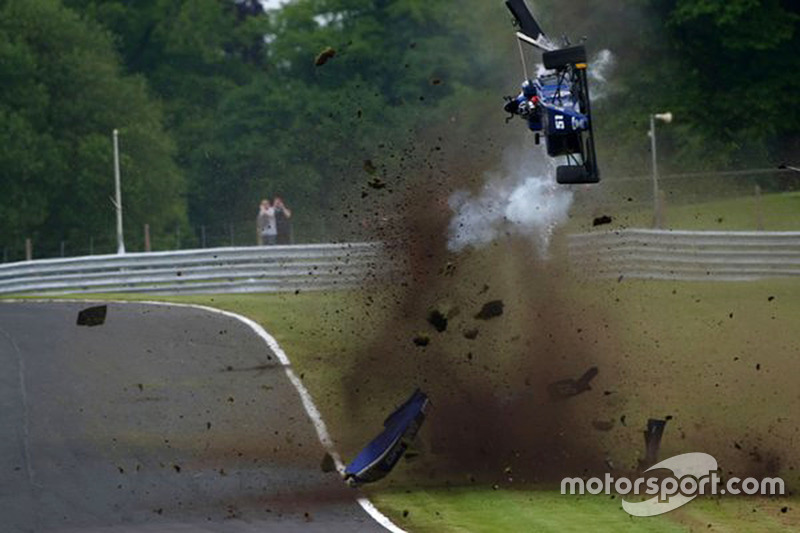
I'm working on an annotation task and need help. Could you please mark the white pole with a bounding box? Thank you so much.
[650,115,661,229]
[113,129,125,254]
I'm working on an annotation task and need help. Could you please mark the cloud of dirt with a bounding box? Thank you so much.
[337,141,621,486]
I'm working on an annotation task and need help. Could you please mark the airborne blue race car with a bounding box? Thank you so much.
[503,0,600,184]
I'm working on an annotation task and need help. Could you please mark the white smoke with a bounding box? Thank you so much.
[447,148,573,257]
[588,49,615,100]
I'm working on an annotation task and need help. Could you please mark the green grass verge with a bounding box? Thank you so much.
[370,488,799,532]
[570,190,800,232]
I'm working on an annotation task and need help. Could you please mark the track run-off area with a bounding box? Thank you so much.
[0,300,403,533]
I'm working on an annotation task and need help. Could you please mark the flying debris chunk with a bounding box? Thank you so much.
[591,419,615,431]
[427,310,448,332]
[463,328,479,340]
[76,305,107,327]
[547,366,598,400]
[344,389,429,486]
[640,418,668,469]
[475,300,504,320]
[320,452,336,474]
[593,215,613,227]
[363,159,377,175]
[367,177,386,190]
[412,334,430,347]
[314,47,336,66]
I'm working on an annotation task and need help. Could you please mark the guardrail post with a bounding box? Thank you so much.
[754,185,764,230]
[175,224,181,250]
[60,241,65,258]
[201,225,206,248]
[25,238,32,261]
[144,224,151,252]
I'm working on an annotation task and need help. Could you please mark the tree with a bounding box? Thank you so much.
[659,0,800,159]
[0,0,187,258]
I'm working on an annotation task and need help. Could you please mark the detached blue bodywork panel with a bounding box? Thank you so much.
[344,389,429,486]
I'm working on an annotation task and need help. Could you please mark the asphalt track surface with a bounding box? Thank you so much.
[0,301,386,532]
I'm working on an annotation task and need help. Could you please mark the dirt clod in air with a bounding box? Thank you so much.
[640,419,668,469]
[474,300,504,320]
[463,328,479,340]
[427,310,448,332]
[368,177,386,190]
[413,335,430,347]
[363,160,378,175]
[592,420,615,431]
[548,367,599,400]
[592,215,613,227]
[314,47,336,66]
[320,452,336,473]
[77,305,107,327]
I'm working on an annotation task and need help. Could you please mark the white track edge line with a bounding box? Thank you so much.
[3,298,408,533]
[357,497,408,533]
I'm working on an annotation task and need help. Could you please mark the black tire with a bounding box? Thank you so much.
[556,165,599,185]
[543,45,587,70]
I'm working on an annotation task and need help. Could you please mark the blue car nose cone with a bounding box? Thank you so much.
[344,389,429,486]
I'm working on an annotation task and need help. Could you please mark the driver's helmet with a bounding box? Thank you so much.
[521,80,536,98]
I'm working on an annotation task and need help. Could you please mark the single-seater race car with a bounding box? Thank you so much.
[503,0,600,184]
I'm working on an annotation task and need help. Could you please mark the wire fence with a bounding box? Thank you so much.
[571,167,800,229]
[4,167,799,263]
[0,214,337,265]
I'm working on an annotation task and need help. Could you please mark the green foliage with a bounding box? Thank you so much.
[2,0,798,256]
[64,0,509,238]
[658,0,799,142]
[605,0,799,172]
[0,0,186,258]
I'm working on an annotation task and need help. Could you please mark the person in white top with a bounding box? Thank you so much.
[256,199,277,245]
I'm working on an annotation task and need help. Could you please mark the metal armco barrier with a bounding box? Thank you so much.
[568,229,800,281]
[0,243,395,295]
[6,231,798,295]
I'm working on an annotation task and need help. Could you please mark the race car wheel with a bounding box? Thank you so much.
[556,165,598,184]
[543,45,587,70]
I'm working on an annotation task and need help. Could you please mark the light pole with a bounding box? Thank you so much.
[112,128,125,254]
[649,112,673,229]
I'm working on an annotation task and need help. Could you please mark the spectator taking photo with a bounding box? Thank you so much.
[273,196,293,244]
[256,199,277,245]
